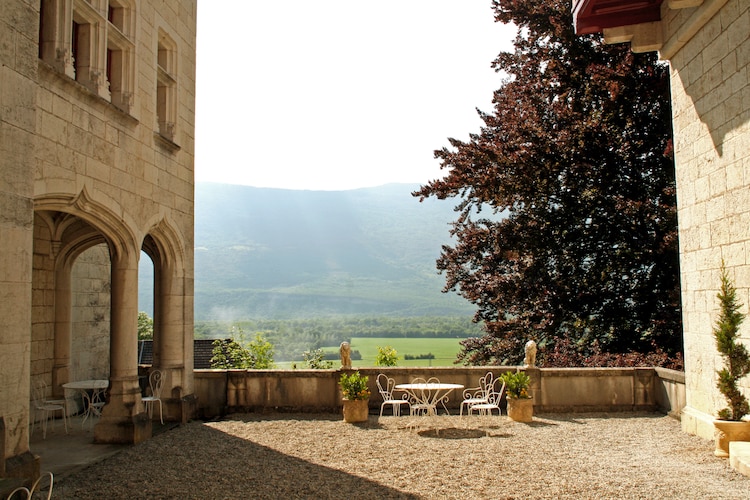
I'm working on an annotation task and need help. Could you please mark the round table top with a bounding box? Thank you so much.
[62,379,109,390]
[394,383,464,390]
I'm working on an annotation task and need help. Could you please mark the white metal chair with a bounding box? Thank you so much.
[468,378,506,416]
[460,371,494,416]
[29,471,54,500]
[31,381,67,439]
[5,486,30,500]
[142,369,164,424]
[80,387,106,428]
[406,377,450,416]
[406,377,432,416]
[376,374,410,416]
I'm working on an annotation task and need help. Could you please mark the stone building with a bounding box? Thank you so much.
[573,0,750,439]
[1,0,196,476]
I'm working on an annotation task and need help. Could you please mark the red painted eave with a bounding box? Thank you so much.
[573,0,664,35]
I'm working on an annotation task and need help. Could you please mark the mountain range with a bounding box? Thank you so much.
[141,182,480,320]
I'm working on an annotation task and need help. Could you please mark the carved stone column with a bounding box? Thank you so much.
[94,248,151,444]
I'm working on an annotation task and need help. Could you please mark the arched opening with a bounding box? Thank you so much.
[31,190,149,443]
[137,249,155,371]
[31,211,113,407]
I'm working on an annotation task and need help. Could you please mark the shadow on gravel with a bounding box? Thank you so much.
[55,423,419,500]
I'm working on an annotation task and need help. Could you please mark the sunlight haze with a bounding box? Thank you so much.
[195,1,516,191]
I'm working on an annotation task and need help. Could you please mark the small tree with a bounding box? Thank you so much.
[303,348,333,369]
[210,327,275,369]
[247,331,275,369]
[714,264,750,421]
[375,345,398,367]
[137,311,154,340]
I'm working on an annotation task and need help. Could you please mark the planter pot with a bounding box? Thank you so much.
[713,420,750,458]
[507,397,533,422]
[342,399,369,423]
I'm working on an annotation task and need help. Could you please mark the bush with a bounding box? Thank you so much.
[339,371,371,400]
[303,348,333,369]
[375,345,398,367]
[210,327,275,369]
[500,371,531,399]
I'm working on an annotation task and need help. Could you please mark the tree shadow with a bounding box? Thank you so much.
[55,422,418,499]
[417,427,513,439]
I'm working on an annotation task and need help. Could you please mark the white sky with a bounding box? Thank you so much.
[195,1,516,191]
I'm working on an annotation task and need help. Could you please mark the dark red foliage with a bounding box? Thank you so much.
[416,0,682,367]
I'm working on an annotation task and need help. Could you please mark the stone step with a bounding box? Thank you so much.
[729,441,750,477]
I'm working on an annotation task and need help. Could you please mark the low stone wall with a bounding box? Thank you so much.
[193,366,685,419]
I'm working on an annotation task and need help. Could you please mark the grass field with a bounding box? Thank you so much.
[346,337,463,367]
[274,337,465,369]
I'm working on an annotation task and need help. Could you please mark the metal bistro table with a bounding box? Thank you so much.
[394,381,464,416]
[62,379,108,426]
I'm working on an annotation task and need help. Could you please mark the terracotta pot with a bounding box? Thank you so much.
[342,399,369,423]
[507,397,533,422]
[713,419,750,457]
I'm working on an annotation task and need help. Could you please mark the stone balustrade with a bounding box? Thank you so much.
[191,366,685,419]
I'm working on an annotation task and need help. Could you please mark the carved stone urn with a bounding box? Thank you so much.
[506,397,533,422]
[342,399,369,423]
[713,420,750,458]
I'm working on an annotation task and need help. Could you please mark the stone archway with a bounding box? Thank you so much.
[33,189,150,444]
[139,216,194,422]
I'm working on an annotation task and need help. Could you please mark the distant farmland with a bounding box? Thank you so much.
[348,337,463,367]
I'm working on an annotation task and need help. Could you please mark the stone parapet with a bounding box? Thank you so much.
[194,366,685,419]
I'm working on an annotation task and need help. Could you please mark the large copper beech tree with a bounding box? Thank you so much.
[414,0,681,366]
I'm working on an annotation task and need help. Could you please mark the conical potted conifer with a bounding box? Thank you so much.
[712,264,750,457]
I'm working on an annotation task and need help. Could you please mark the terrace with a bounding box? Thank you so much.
[31,410,750,499]
[10,366,749,498]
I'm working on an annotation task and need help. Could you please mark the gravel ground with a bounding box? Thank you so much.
[54,412,749,499]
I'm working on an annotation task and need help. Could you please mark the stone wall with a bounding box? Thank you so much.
[70,245,111,382]
[2,0,197,467]
[193,367,685,419]
[599,0,750,441]
[1,0,41,468]
[661,0,750,440]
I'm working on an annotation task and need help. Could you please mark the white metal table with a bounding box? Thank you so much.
[62,379,108,425]
[394,382,464,416]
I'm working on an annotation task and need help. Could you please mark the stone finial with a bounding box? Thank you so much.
[339,341,352,370]
[524,340,537,368]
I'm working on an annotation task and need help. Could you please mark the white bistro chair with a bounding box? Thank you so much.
[468,378,506,416]
[142,369,164,424]
[81,387,106,428]
[31,380,68,439]
[376,374,410,416]
[460,371,494,416]
[29,471,54,500]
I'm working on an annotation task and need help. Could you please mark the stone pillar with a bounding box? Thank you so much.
[94,249,150,444]
[153,259,188,422]
[52,262,72,397]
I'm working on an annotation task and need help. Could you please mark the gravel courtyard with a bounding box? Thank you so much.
[54,412,749,499]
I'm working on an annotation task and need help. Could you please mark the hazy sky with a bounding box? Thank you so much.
[195,1,516,191]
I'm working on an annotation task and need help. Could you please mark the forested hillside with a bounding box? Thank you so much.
[139,182,482,321]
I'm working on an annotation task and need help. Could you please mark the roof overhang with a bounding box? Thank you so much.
[572,0,664,35]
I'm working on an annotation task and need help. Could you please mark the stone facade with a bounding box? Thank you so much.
[1,0,196,474]
[597,0,750,439]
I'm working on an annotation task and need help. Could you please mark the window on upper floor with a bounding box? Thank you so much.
[156,29,178,142]
[39,0,136,114]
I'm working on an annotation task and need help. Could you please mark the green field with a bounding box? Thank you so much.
[346,337,463,367]
[274,337,466,369]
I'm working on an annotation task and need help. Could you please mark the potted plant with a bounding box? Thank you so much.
[500,370,533,422]
[339,371,371,423]
[712,265,750,457]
